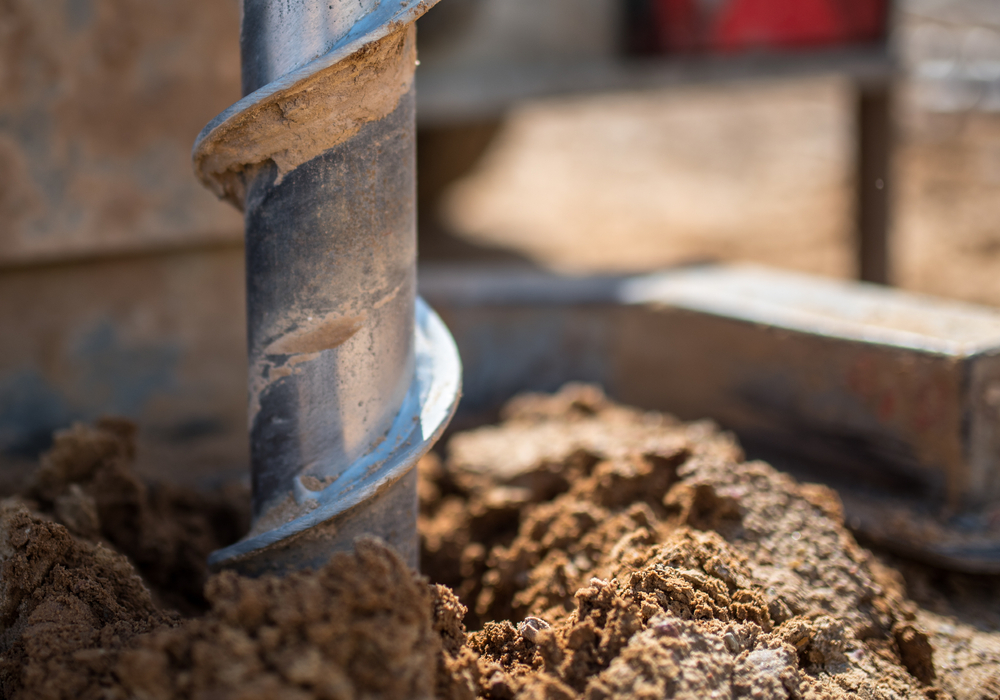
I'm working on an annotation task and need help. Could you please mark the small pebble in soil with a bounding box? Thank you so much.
[517,616,550,643]
[652,619,683,638]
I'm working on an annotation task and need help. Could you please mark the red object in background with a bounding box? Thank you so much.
[653,0,888,54]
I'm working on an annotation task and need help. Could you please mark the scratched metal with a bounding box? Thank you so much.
[197,0,460,573]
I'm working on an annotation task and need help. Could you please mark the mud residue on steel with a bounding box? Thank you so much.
[243,461,401,542]
[266,313,366,355]
[373,279,406,310]
[247,311,367,427]
[246,491,320,539]
[194,26,418,209]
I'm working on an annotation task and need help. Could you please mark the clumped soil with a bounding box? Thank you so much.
[23,418,250,615]
[0,386,997,699]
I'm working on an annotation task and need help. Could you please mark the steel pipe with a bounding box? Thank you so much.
[192,0,459,575]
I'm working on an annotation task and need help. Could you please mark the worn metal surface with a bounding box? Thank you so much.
[0,0,243,268]
[210,299,460,574]
[240,92,419,524]
[421,263,1000,572]
[0,247,248,488]
[196,0,460,573]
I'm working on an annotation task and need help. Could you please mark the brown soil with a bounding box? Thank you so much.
[873,553,1000,700]
[2,386,998,699]
[24,418,250,615]
[421,384,943,699]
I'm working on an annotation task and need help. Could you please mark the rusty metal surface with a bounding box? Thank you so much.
[0,0,243,267]
[0,247,248,487]
[421,263,1000,572]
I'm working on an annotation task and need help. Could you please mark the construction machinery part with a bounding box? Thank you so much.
[421,263,1000,573]
[193,0,460,575]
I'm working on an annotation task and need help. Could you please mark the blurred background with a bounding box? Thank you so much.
[0,0,998,480]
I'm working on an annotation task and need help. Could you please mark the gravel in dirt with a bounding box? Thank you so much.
[1,386,998,699]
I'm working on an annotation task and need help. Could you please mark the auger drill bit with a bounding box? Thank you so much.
[192,0,460,576]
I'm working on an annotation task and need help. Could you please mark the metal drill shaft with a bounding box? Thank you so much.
[192,0,459,575]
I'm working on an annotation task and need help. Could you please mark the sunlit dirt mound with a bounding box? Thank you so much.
[1,385,995,699]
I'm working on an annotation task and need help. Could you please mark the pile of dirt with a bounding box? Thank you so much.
[24,418,249,614]
[420,384,941,699]
[0,501,176,699]
[0,386,996,699]
[0,420,442,699]
[117,538,444,700]
[0,497,445,700]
